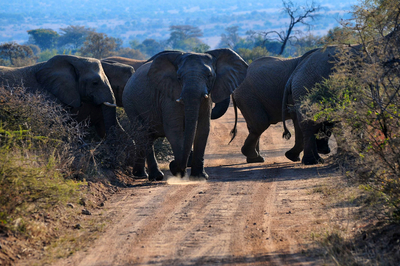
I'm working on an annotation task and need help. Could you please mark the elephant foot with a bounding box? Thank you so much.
[187,151,193,167]
[246,156,265,163]
[190,168,209,180]
[169,160,186,177]
[148,169,164,181]
[317,147,331,155]
[302,156,324,165]
[316,139,331,154]
[132,168,148,179]
[285,150,300,162]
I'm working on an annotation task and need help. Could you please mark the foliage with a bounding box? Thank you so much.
[37,49,58,62]
[130,38,167,57]
[58,25,95,51]
[0,86,85,233]
[0,42,37,67]
[219,26,241,49]
[167,25,207,52]
[27,28,59,50]
[301,0,400,221]
[237,46,270,64]
[79,32,120,59]
[111,47,146,59]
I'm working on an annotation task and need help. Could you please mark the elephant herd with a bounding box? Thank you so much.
[0,46,343,181]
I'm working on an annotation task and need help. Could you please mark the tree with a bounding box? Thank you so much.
[219,26,241,49]
[0,42,37,67]
[251,0,321,55]
[192,43,210,53]
[141,39,165,57]
[58,25,95,50]
[112,47,146,60]
[237,46,269,63]
[27,28,59,50]
[79,32,117,59]
[167,25,205,51]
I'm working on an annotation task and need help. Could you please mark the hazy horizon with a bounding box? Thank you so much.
[0,0,358,48]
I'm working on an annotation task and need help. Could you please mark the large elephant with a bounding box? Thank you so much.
[232,48,331,163]
[0,55,119,138]
[282,46,349,164]
[104,55,231,119]
[123,49,248,181]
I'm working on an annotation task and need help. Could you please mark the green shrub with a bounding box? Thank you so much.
[301,24,400,221]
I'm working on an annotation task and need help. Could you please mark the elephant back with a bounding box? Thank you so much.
[290,47,337,103]
[0,63,44,92]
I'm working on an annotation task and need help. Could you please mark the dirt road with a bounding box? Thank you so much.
[53,106,340,266]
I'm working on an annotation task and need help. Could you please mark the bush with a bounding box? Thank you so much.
[0,86,86,233]
[301,1,400,221]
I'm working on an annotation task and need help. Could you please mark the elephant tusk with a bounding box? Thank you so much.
[204,94,209,99]
[103,102,117,107]
[176,98,183,103]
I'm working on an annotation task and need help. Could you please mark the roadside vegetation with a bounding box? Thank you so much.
[0,85,149,264]
[301,0,400,264]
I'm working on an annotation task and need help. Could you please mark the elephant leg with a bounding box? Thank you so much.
[285,117,303,162]
[242,134,265,163]
[240,107,268,163]
[316,137,331,154]
[301,121,324,165]
[165,130,186,177]
[146,139,164,181]
[132,149,148,178]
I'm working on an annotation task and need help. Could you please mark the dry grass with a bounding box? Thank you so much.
[0,85,144,265]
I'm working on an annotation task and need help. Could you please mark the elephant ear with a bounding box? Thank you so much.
[36,55,81,108]
[207,48,248,103]
[147,51,184,101]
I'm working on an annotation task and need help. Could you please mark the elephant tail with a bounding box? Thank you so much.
[282,78,292,140]
[228,95,238,144]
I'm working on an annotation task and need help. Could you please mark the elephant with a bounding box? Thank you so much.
[123,49,248,181]
[281,45,349,164]
[0,55,119,138]
[67,60,135,137]
[102,56,147,71]
[101,60,135,107]
[104,55,232,120]
[231,48,331,163]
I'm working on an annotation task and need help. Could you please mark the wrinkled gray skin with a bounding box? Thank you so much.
[101,60,135,107]
[232,49,331,163]
[68,60,134,137]
[282,46,346,165]
[104,55,232,119]
[0,55,118,138]
[123,49,248,181]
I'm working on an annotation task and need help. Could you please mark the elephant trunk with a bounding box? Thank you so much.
[101,104,117,137]
[179,100,201,173]
[211,97,230,120]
